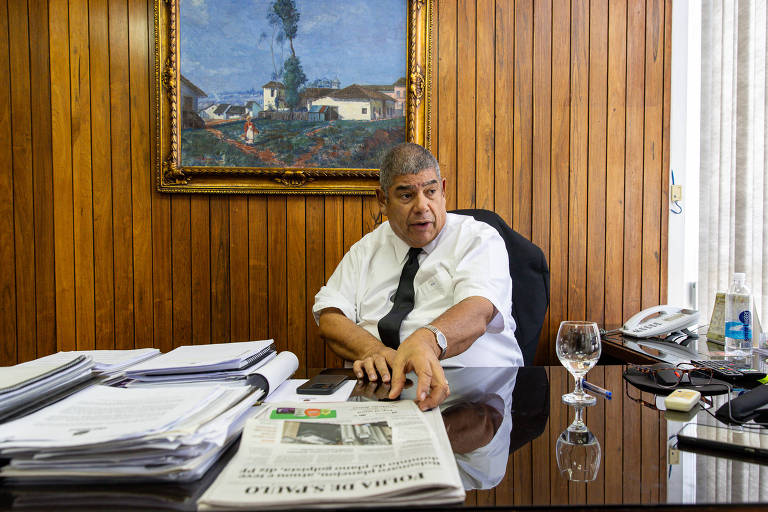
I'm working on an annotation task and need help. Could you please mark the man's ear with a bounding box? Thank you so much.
[441,177,446,196]
[375,187,388,216]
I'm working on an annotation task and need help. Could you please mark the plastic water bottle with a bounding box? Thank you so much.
[724,272,753,356]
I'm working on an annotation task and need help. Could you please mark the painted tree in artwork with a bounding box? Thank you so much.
[269,0,306,109]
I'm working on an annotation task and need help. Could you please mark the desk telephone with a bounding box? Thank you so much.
[621,305,699,338]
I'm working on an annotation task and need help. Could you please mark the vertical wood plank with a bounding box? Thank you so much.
[109,0,135,351]
[171,196,192,348]
[604,365,624,504]
[586,0,608,327]
[89,0,116,351]
[623,366,642,502]
[69,0,96,351]
[513,0,533,236]
[49,0,75,353]
[494,0,514,222]
[9,0,36,361]
[549,367,569,504]
[585,366,605,504]
[567,0,589,323]
[641,0,664,310]
[605,0,628,331]
[659,0,672,303]
[623,0,646,321]
[437,0,457,211]
[128,0,153,348]
[248,196,268,341]
[287,197,307,373]
[475,0,494,211]
[548,0,570,365]
[0,0,18,364]
[640,391,660,503]
[531,366,552,505]
[210,197,231,343]
[323,196,344,367]
[229,196,249,341]
[191,195,211,345]
[456,0,476,208]
[268,197,287,350]
[305,197,325,369]
[28,0,56,358]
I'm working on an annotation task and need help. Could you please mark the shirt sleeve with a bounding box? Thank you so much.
[451,225,512,334]
[312,247,359,325]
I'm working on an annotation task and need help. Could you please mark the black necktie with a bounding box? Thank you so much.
[378,247,422,349]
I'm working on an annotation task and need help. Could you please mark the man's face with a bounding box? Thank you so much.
[376,168,447,248]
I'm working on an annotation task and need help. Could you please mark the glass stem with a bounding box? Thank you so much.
[573,375,585,396]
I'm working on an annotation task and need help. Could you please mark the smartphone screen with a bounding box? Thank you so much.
[296,374,348,395]
[676,423,768,459]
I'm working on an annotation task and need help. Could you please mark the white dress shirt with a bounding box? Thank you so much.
[313,213,522,367]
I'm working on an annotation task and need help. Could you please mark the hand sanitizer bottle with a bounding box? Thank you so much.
[724,272,753,356]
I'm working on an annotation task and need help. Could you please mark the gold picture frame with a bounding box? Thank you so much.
[154,0,433,195]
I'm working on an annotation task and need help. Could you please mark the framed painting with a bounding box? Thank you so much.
[154,0,433,195]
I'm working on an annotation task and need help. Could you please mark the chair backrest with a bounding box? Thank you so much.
[451,209,550,366]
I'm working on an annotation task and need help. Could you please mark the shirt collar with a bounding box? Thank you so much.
[389,215,449,264]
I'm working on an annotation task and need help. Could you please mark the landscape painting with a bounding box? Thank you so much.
[153,0,433,194]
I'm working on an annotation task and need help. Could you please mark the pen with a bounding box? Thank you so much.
[581,379,612,400]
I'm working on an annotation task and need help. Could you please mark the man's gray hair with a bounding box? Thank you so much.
[379,142,441,196]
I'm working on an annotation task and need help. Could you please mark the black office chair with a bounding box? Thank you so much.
[451,209,550,366]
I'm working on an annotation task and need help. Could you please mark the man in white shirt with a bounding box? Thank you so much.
[313,143,521,411]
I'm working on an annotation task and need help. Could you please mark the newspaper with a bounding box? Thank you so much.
[198,400,465,509]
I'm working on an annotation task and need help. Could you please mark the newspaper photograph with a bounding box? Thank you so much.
[198,400,464,509]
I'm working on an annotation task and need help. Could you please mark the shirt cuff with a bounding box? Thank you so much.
[312,285,357,325]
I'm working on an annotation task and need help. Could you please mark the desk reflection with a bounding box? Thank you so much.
[556,404,601,483]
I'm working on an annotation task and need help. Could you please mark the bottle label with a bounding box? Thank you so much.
[725,310,752,341]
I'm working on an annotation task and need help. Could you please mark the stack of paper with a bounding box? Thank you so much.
[27,348,161,376]
[0,354,95,422]
[0,351,299,483]
[124,340,275,384]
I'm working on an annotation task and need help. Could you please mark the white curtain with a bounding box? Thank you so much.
[699,0,768,334]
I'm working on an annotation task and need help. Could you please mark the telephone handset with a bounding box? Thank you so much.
[621,305,699,338]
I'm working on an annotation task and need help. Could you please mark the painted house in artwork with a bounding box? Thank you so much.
[180,75,207,128]
[307,105,339,121]
[226,105,247,119]
[310,84,396,121]
[366,77,406,116]
[262,81,286,110]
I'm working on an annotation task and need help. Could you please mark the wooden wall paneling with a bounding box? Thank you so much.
[128,0,153,348]
[493,0,513,222]
[567,0,589,325]
[494,457,514,505]
[623,0,646,322]
[171,196,192,348]
[286,197,307,374]
[640,391,660,503]
[191,195,212,345]
[531,366,552,505]
[210,197,231,344]
[323,197,344,367]
[622,365,642,502]
[89,0,116,350]
[548,0,570,365]
[474,0,495,212]
[305,197,324,369]
[267,197,287,351]
[9,0,37,361]
[0,0,17,365]
[247,196,268,341]
[586,0,608,329]
[69,0,96,350]
[437,0,457,211]
[548,367,568,505]
[361,196,379,236]
[512,0,533,236]
[585,366,605,504]
[531,0,552,365]
[29,0,56,358]
[109,0,135,351]
[641,0,665,311]
[229,196,249,341]
[512,441,532,505]
[605,0,628,331]
[658,0,672,306]
[49,0,76,353]
[456,0,476,208]
[603,365,624,504]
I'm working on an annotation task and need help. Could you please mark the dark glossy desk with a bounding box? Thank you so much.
[1,365,766,511]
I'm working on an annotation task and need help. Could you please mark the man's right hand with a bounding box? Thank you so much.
[352,346,397,383]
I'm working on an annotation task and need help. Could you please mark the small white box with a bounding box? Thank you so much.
[664,389,701,412]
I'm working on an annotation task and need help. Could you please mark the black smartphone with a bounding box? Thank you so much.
[296,374,348,395]
[676,422,768,460]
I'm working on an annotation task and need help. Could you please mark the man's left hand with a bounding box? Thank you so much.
[388,329,450,410]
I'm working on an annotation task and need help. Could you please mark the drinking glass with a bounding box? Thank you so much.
[556,321,601,406]
[556,405,601,482]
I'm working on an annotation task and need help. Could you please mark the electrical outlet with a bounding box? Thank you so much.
[671,184,682,202]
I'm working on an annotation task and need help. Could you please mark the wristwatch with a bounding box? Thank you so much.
[424,324,447,360]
